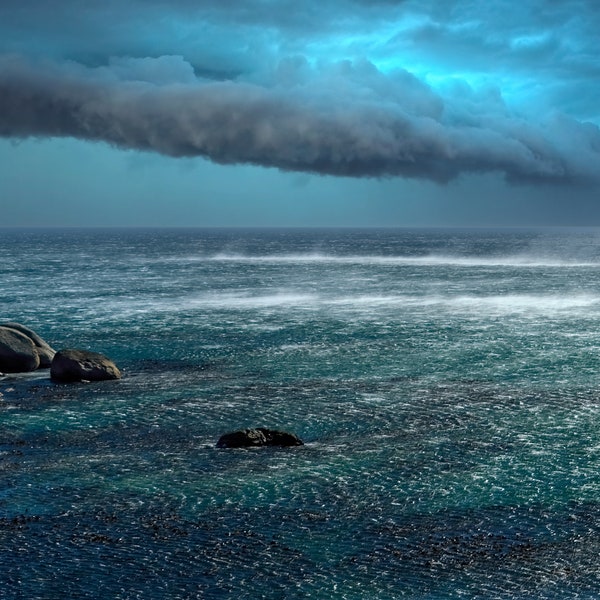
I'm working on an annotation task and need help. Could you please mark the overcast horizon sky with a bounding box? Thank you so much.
[2,0,600,227]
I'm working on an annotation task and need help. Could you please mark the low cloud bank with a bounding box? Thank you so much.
[1,54,599,183]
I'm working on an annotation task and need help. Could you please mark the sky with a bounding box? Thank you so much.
[1,0,600,227]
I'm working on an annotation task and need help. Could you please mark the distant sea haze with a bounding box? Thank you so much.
[2,227,600,599]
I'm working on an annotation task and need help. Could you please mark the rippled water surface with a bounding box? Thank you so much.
[3,228,600,598]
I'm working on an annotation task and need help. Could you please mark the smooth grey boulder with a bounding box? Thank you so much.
[50,348,121,382]
[216,428,304,448]
[0,326,40,373]
[1,322,56,367]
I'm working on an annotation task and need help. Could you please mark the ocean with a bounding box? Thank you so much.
[2,227,600,599]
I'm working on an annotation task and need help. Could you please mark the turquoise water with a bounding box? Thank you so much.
[2,228,600,598]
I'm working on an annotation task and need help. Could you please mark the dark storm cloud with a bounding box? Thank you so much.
[1,0,600,183]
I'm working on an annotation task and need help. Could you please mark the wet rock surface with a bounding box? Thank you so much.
[216,427,304,448]
[0,326,40,373]
[50,348,122,382]
[1,322,56,367]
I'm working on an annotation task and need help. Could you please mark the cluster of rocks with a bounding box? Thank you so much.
[1,322,303,447]
[0,322,120,383]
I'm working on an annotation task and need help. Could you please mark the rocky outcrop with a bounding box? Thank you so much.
[1,322,56,367]
[50,348,121,383]
[0,326,40,373]
[0,322,120,384]
[216,428,304,448]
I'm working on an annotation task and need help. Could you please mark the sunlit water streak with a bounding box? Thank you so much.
[2,228,600,599]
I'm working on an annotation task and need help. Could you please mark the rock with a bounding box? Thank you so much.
[1,322,56,367]
[50,348,121,382]
[264,429,304,447]
[216,428,304,448]
[0,326,40,373]
[217,428,268,448]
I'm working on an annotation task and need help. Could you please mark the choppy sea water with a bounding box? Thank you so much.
[2,227,600,599]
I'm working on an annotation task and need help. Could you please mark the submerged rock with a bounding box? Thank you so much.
[216,428,303,448]
[50,348,121,382]
[0,326,40,373]
[1,322,56,367]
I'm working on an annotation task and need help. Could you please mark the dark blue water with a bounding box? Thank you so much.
[2,227,600,598]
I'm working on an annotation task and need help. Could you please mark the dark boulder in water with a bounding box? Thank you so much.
[0,326,40,372]
[51,348,121,382]
[216,428,304,448]
[1,322,56,367]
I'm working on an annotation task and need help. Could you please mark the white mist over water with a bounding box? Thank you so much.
[97,290,600,321]
[208,252,600,268]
